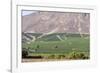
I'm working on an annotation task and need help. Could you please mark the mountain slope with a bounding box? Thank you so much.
[22,11,90,34]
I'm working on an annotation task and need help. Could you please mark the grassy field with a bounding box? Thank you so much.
[22,33,90,62]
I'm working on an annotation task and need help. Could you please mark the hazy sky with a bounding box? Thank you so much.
[22,10,37,16]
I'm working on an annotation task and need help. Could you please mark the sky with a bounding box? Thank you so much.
[22,10,37,16]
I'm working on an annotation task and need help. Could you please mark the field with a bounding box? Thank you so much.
[22,33,90,62]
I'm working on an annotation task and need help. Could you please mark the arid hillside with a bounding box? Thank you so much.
[22,11,90,34]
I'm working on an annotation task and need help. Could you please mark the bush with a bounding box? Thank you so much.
[48,55,55,59]
[58,55,65,59]
[22,49,28,58]
[68,52,89,59]
[37,45,40,48]
[55,46,58,48]
[48,54,66,59]
[54,54,61,59]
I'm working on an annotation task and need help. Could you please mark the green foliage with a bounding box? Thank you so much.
[37,45,40,48]
[68,52,89,59]
[22,33,90,60]
[48,55,55,59]
[23,37,89,54]
[22,49,28,58]
[46,54,67,59]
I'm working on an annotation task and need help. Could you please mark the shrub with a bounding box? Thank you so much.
[22,49,28,58]
[48,55,55,59]
[54,54,61,59]
[55,46,58,48]
[68,52,89,59]
[58,55,65,59]
[48,54,66,59]
[37,45,40,48]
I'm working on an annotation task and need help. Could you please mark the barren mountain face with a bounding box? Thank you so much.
[22,11,90,34]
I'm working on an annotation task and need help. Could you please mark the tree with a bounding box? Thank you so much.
[37,45,40,48]
[22,48,28,58]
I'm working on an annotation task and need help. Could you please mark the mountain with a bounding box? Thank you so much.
[22,11,90,34]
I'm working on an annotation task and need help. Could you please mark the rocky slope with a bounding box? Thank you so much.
[22,11,90,34]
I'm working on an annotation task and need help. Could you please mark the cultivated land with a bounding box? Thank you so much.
[22,33,90,62]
